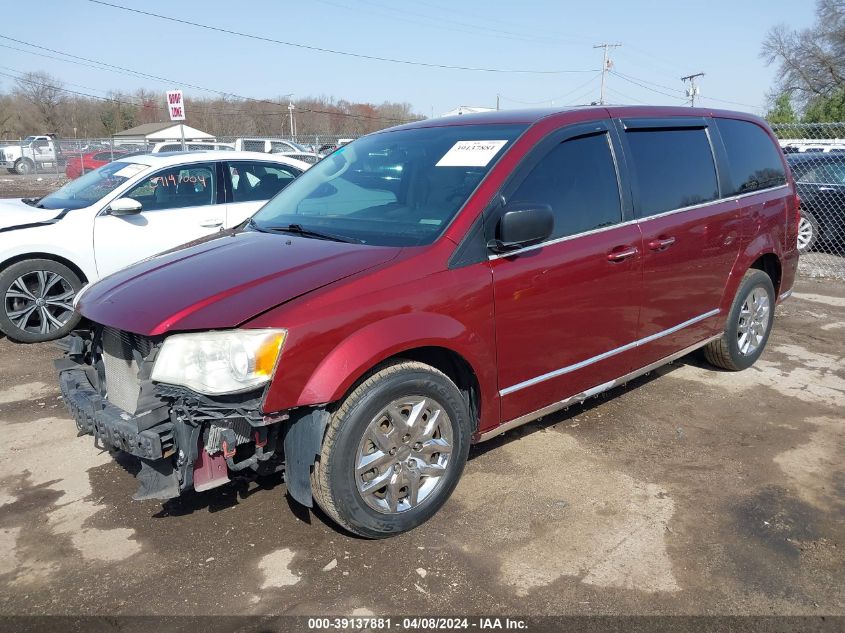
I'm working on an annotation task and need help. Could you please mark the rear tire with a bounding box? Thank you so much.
[0,259,83,343]
[312,360,471,538]
[703,269,775,371]
[797,208,819,254]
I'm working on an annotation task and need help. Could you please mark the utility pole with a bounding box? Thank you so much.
[593,43,621,105]
[288,101,297,137]
[681,72,705,107]
[496,93,500,111]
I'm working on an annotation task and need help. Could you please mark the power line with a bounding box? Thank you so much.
[604,86,647,105]
[0,37,416,123]
[498,73,602,106]
[86,0,598,75]
[611,70,685,95]
[315,0,556,46]
[612,69,760,110]
[609,71,687,101]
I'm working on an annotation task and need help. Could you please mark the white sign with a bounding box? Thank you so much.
[166,90,186,121]
[436,140,508,167]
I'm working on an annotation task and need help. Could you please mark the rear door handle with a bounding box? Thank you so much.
[647,236,676,251]
[200,218,224,227]
[606,245,639,262]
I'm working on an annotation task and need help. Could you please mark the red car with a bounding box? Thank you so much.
[64,149,127,179]
[58,106,799,537]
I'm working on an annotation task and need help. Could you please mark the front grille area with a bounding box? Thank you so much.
[100,327,154,414]
[205,418,253,454]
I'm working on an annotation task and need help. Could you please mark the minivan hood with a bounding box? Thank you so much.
[0,198,64,230]
[77,230,401,336]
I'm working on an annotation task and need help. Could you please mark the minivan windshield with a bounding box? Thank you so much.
[35,161,148,210]
[251,124,527,246]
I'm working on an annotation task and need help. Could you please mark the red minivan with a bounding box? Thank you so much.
[58,106,799,537]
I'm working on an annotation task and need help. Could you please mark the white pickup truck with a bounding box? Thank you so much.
[0,135,62,174]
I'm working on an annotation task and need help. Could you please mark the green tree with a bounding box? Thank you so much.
[803,88,845,122]
[765,92,798,124]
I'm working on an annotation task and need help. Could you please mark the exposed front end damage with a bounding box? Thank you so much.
[56,327,324,504]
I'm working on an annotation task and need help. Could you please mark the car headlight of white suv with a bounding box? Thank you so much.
[151,329,287,395]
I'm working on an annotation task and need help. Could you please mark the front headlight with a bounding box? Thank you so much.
[151,329,287,395]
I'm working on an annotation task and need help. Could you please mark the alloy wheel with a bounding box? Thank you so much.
[4,270,76,335]
[355,396,453,514]
[797,215,814,252]
[737,287,771,356]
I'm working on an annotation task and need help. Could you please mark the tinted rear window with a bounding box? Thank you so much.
[625,128,719,217]
[716,118,786,195]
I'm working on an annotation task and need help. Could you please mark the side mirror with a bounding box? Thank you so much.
[489,204,554,253]
[108,197,143,215]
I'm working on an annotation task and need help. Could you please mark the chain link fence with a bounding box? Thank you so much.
[772,123,845,279]
[0,133,358,178]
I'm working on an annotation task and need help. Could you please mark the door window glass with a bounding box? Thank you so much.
[625,128,719,216]
[228,161,301,202]
[716,118,786,194]
[793,161,845,185]
[508,132,622,240]
[123,163,217,211]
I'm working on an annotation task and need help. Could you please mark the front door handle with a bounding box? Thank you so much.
[200,218,224,227]
[606,245,639,262]
[647,236,676,251]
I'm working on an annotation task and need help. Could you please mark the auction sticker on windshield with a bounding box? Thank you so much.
[113,164,147,179]
[436,140,508,167]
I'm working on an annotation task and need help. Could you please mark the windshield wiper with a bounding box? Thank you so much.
[259,222,363,244]
[21,197,43,208]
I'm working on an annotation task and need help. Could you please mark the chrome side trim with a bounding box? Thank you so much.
[487,218,639,260]
[487,184,789,261]
[499,308,720,396]
[478,334,721,442]
[779,289,793,302]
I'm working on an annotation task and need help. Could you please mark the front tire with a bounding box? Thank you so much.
[0,259,83,343]
[703,269,775,371]
[312,361,472,538]
[14,159,34,175]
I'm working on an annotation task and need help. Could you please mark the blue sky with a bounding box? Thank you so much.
[0,0,817,117]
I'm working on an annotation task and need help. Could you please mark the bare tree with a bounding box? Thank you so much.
[14,71,66,133]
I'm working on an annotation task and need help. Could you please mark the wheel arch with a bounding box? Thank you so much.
[278,312,490,434]
[719,229,784,318]
[357,345,482,433]
[0,252,89,284]
[749,252,782,295]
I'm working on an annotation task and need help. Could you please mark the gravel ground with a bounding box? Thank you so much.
[0,174,68,198]
[800,252,845,280]
[0,277,842,620]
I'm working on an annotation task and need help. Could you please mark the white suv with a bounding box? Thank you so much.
[0,151,309,342]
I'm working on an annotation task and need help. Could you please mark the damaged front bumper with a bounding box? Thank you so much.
[56,330,295,502]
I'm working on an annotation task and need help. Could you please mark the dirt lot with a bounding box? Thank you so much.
[0,174,68,199]
[0,277,841,620]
